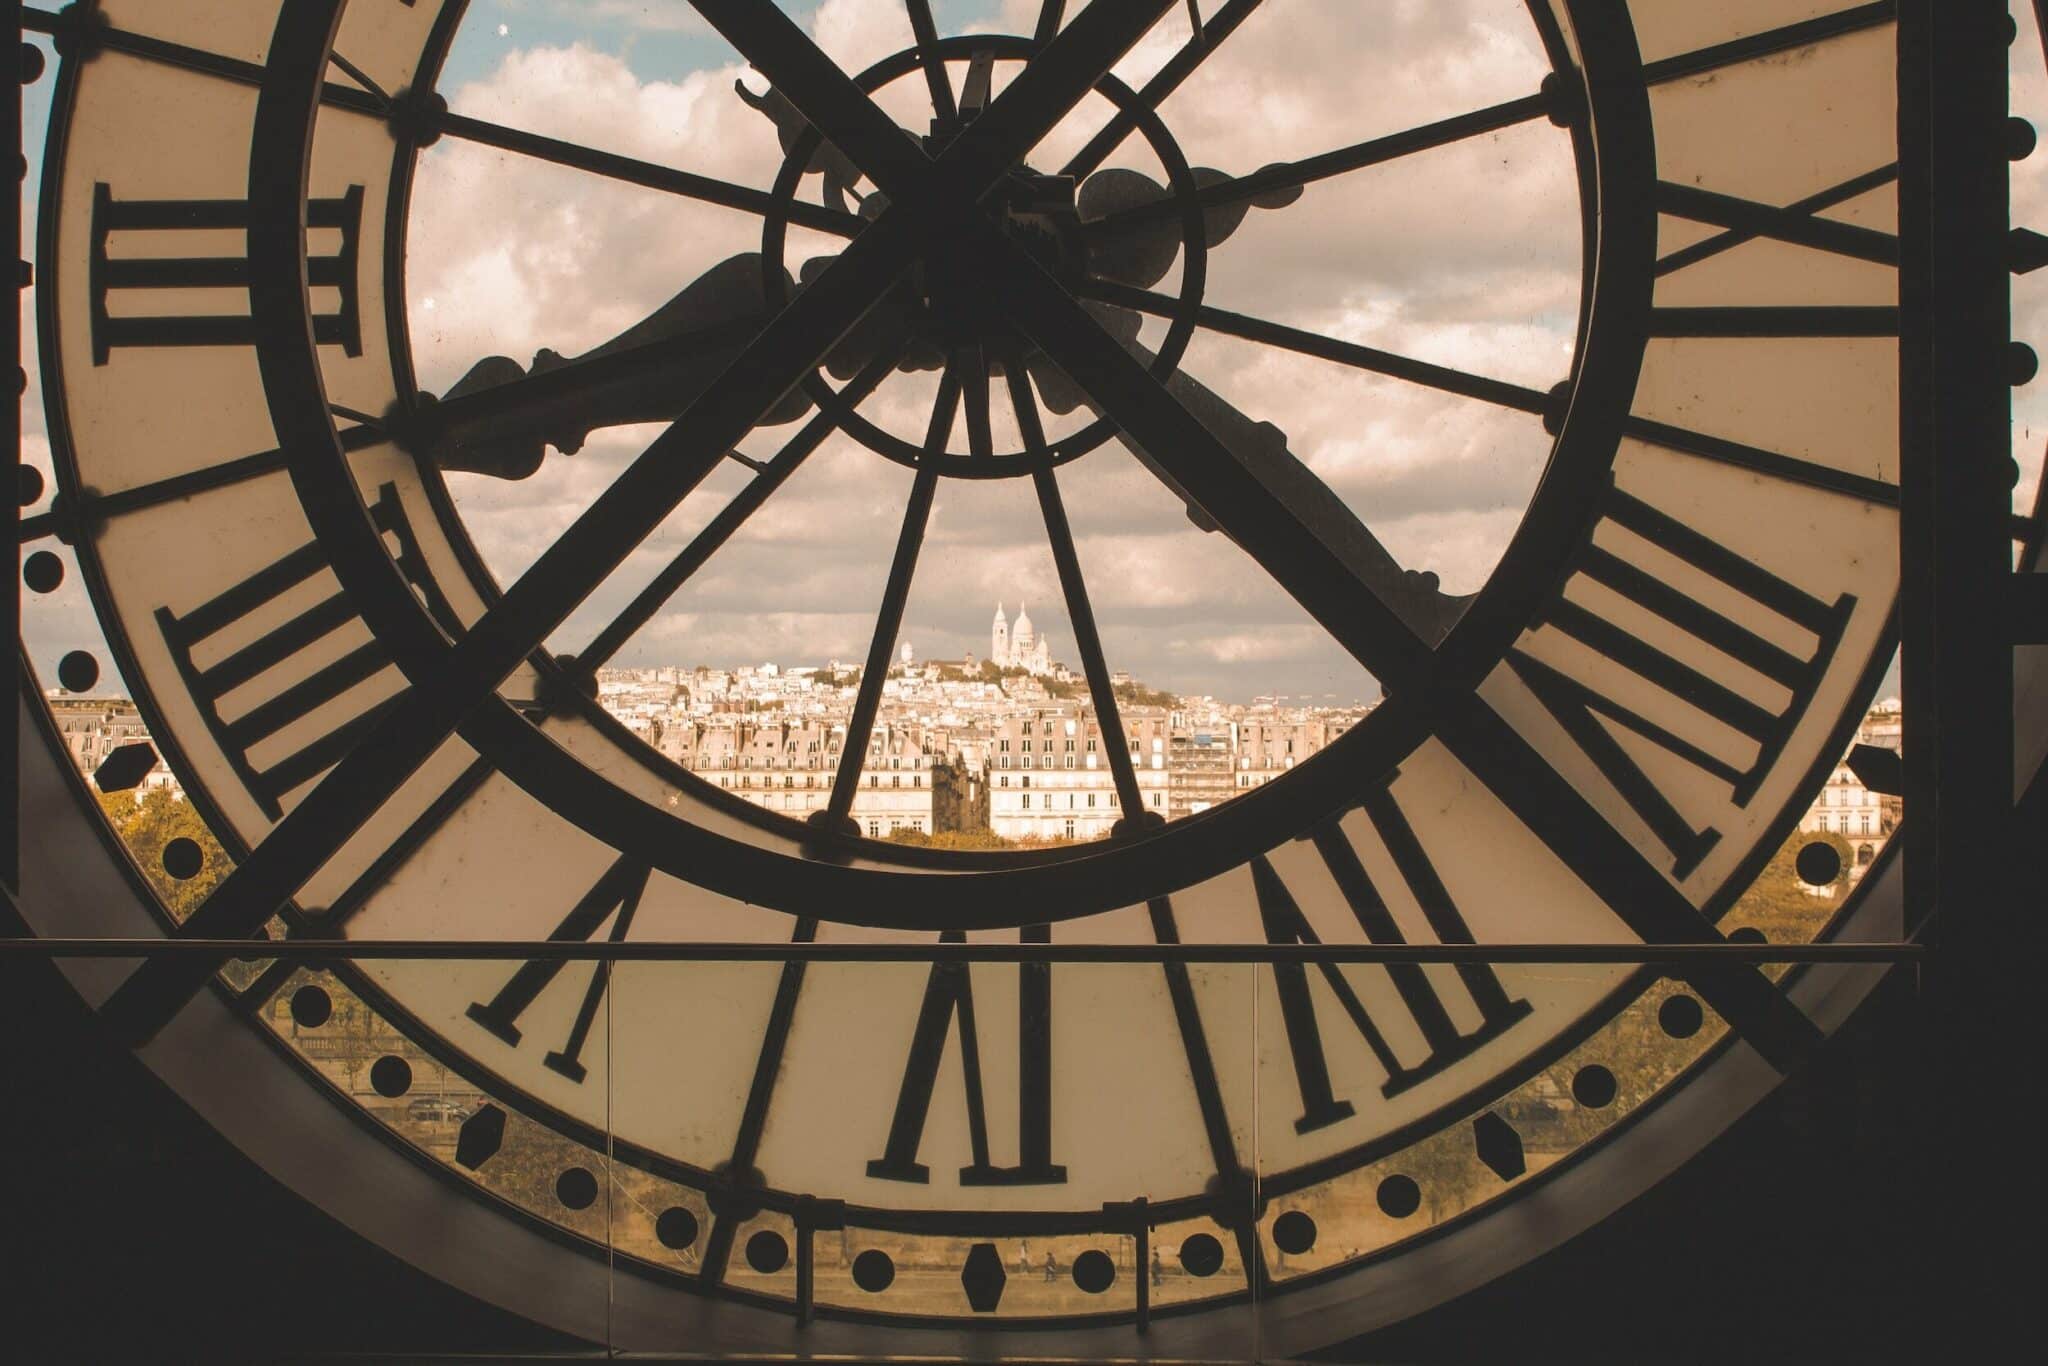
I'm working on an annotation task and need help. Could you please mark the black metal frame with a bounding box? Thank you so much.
[10,0,2041,1355]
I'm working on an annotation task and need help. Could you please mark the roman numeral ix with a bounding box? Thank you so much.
[90,182,365,364]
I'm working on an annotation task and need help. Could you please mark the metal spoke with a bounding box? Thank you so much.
[960,225,1438,692]
[905,0,959,127]
[961,348,995,459]
[693,0,931,200]
[437,110,864,238]
[700,915,818,1285]
[326,50,390,107]
[419,314,768,442]
[1077,277,1551,415]
[1033,0,1067,47]
[1008,365,1148,821]
[1080,90,1553,239]
[693,0,1175,206]
[12,9,865,239]
[1640,1,1896,85]
[823,367,962,830]
[16,12,389,120]
[1062,0,1264,180]
[577,349,902,673]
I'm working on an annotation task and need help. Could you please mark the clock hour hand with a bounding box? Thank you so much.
[417,255,814,480]
[1026,328,1473,645]
[1077,163,1301,290]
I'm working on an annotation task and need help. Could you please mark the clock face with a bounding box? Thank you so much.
[20,0,1907,1349]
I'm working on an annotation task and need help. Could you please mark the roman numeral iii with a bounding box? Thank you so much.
[1506,478,1855,878]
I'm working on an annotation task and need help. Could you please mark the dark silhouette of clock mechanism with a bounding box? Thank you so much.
[392,47,1473,643]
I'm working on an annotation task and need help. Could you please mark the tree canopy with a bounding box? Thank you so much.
[97,788,231,922]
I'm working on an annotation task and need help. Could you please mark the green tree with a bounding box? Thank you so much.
[885,826,1014,850]
[1723,828,1853,944]
[1113,680,1177,710]
[96,787,232,922]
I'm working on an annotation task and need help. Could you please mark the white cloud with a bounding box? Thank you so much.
[395,3,1566,699]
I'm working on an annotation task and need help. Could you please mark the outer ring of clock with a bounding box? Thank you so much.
[8,0,1966,1343]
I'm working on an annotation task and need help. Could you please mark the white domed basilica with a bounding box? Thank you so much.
[990,602,1053,675]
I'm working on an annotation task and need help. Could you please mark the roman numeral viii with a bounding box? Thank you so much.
[1258,788,1533,1135]
[155,483,457,819]
[90,182,365,364]
[1505,478,1855,878]
[867,928,1066,1186]
[465,856,651,1083]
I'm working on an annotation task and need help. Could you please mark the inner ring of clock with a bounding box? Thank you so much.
[754,37,1216,480]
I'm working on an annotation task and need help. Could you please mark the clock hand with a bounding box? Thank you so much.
[416,255,816,479]
[1077,163,1300,289]
[1025,322,1472,645]
[734,76,868,214]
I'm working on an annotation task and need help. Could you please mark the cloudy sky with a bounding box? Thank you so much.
[19,1,2048,702]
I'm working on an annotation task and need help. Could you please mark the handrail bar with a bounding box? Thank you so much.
[0,937,1926,964]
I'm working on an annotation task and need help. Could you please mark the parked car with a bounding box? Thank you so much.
[404,1096,470,1124]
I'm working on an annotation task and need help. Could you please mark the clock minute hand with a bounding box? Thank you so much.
[410,255,813,480]
[1027,333,1473,646]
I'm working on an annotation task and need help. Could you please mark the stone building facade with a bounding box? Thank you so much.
[673,719,946,839]
[45,694,179,796]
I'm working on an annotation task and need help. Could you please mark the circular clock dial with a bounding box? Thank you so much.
[22,0,1908,1350]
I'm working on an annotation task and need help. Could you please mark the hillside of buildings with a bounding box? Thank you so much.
[48,648,1900,864]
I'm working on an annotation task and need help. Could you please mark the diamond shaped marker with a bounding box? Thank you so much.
[94,742,159,793]
[1846,743,1904,797]
[960,1241,1007,1313]
[455,1104,506,1171]
[1473,1110,1526,1181]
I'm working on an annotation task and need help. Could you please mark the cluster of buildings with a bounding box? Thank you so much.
[600,669,1364,843]
[41,616,1907,861]
[45,694,181,797]
[581,605,1373,841]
